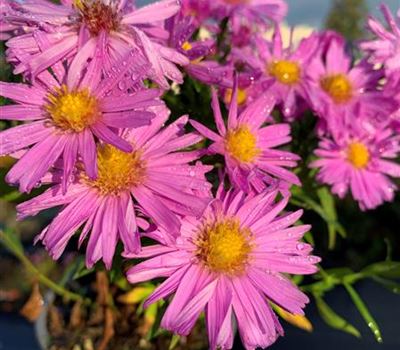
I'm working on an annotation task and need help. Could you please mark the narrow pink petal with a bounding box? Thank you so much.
[78,129,97,179]
[0,82,46,105]
[132,185,180,236]
[190,120,222,142]
[211,87,226,136]
[91,122,133,152]
[0,105,44,120]
[101,196,119,269]
[30,35,78,75]
[121,0,180,25]
[126,250,189,284]
[144,265,190,308]
[6,133,68,192]
[0,121,50,156]
[102,110,154,128]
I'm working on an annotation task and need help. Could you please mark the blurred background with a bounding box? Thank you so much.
[1,0,400,349]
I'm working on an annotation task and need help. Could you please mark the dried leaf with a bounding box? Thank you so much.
[70,300,85,329]
[20,283,44,322]
[97,307,115,350]
[273,304,313,332]
[117,285,154,305]
[48,304,64,337]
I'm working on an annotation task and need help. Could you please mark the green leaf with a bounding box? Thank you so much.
[361,261,400,279]
[0,229,23,254]
[169,334,181,350]
[344,283,383,343]
[317,187,346,249]
[371,276,400,294]
[315,295,361,338]
[0,190,22,202]
[325,267,354,279]
[72,258,95,280]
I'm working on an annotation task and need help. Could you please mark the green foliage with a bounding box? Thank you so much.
[325,0,368,41]
[315,295,361,338]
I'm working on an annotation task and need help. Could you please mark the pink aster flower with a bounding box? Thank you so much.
[232,25,319,118]
[181,0,212,26]
[0,48,161,192]
[5,0,188,88]
[126,186,319,349]
[0,0,19,40]
[306,35,396,131]
[191,84,300,193]
[212,0,288,24]
[310,120,400,210]
[381,74,400,132]
[16,111,212,269]
[166,12,232,87]
[360,4,400,74]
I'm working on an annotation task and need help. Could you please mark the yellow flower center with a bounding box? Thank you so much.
[224,88,247,106]
[320,74,353,104]
[181,41,193,51]
[87,144,145,195]
[46,85,100,133]
[225,125,260,163]
[196,218,253,275]
[74,0,120,36]
[268,60,301,85]
[347,142,370,169]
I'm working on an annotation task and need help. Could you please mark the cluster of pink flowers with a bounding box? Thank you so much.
[0,0,399,348]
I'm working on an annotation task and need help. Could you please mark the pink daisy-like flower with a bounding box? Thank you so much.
[212,0,288,24]
[191,83,300,193]
[232,25,319,118]
[310,120,400,210]
[126,186,319,349]
[166,12,232,87]
[0,48,160,192]
[16,111,212,269]
[0,0,19,40]
[382,74,400,132]
[360,4,400,74]
[5,0,188,87]
[306,35,396,130]
[181,0,212,26]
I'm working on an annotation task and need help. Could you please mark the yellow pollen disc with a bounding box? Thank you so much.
[320,74,353,104]
[196,218,253,275]
[75,0,120,36]
[268,60,301,85]
[87,145,145,195]
[181,41,193,51]
[225,125,260,163]
[347,142,370,169]
[224,88,247,106]
[46,85,100,133]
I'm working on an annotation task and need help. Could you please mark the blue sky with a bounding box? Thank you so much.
[138,0,399,28]
[286,0,399,27]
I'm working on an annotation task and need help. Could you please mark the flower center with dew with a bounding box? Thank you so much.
[224,88,247,106]
[320,74,353,104]
[74,0,120,36]
[46,85,100,132]
[347,142,370,169]
[268,60,301,85]
[225,125,260,163]
[196,218,253,275]
[86,144,145,195]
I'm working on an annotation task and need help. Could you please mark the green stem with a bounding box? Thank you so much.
[0,230,91,305]
[344,283,383,343]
